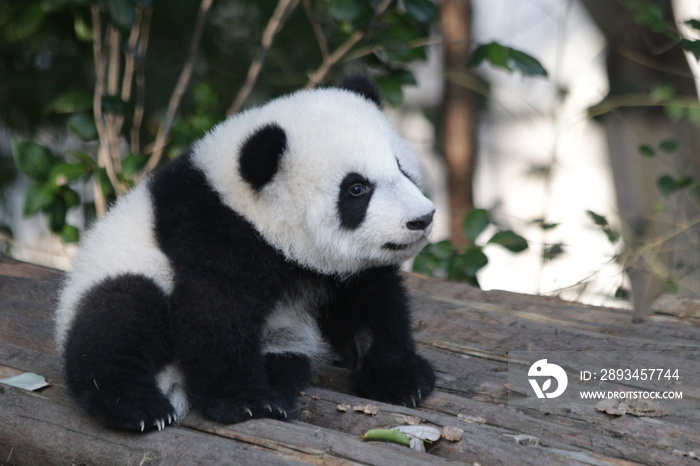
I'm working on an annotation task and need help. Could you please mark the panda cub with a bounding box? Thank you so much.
[56,76,436,432]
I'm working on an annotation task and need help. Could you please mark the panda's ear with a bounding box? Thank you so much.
[239,123,287,191]
[340,75,382,108]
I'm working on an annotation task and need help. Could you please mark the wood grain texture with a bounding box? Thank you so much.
[1,257,699,465]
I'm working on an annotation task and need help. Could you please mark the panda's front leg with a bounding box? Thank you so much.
[170,279,300,424]
[321,266,436,407]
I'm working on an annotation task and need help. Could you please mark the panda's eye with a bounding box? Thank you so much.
[349,183,369,197]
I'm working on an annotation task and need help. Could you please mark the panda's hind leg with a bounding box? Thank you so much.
[63,274,177,432]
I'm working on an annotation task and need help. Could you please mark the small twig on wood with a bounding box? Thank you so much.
[305,0,394,89]
[141,0,214,177]
[227,0,300,116]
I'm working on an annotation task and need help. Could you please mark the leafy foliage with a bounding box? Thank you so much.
[413,208,529,287]
[2,0,437,243]
[468,41,548,77]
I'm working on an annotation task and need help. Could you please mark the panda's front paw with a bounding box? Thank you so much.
[198,386,292,424]
[354,353,435,408]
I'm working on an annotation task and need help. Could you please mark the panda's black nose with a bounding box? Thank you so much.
[406,211,435,231]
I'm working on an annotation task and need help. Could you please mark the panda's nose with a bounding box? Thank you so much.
[406,211,435,231]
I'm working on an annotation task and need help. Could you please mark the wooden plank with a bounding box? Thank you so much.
[2,258,700,465]
[0,387,308,466]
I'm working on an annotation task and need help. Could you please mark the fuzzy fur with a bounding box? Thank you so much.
[56,77,436,432]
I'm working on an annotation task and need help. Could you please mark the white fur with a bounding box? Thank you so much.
[55,182,174,352]
[193,87,435,276]
[156,365,189,421]
[261,279,328,359]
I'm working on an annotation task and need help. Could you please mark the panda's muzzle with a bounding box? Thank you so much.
[383,210,434,251]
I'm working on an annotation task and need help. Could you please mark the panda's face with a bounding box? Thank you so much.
[193,82,435,276]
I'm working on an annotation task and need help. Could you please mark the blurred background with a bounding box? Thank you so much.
[1,0,699,311]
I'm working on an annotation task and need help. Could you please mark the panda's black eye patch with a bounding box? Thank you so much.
[338,173,374,230]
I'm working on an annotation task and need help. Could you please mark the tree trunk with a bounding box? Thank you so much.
[580,0,700,309]
[441,0,475,250]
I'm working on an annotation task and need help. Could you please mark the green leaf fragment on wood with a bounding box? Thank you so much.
[361,428,411,447]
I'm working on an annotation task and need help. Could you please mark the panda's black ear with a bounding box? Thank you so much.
[239,123,287,191]
[340,75,382,108]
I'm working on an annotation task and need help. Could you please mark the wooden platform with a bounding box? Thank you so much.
[1,257,699,465]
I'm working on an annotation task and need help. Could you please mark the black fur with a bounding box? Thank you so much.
[150,152,301,424]
[319,266,435,406]
[239,123,287,191]
[337,172,374,230]
[340,75,382,108]
[62,127,434,431]
[64,274,175,431]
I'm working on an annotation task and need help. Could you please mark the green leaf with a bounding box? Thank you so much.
[686,19,700,32]
[24,183,55,216]
[462,208,489,242]
[450,247,488,280]
[47,90,92,114]
[121,153,148,179]
[586,210,609,227]
[68,112,98,141]
[543,243,564,261]
[427,240,456,260]
[49,162,88,186]
[375,76,404,106]
[60,224,80,244]
[638,144,655,157]
[11,140,54,182]
[657,175,679,196]
[74,13,93,41]
[469,42,547,77]
[469,42,509,70]
[4,3,46,41]
[58,186,81,210]
[604,228,620,244]
[405,0,438,23]
[67,150,97,169]
[362,428,411,447]
[488,230,528,253]
[532,219,560,231]
[328,0,370,23]
[96,168,115,200]
[45,196,67,233]
[659,140,677,153]
[681,39,700,61]
[194,82,217,110]
[508,49,548,77]
[614,286,630,300]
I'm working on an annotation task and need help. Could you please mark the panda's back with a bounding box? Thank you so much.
[55,180,173,351]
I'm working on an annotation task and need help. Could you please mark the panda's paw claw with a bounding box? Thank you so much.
[244,407,254,417]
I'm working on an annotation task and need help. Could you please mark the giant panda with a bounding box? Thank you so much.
[55,75,436,432]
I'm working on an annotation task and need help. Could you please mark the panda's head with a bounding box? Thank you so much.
[193,76,435,276]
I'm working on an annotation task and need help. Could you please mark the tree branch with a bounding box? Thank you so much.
[304,0,394,89]
[302,0,329,60]
[130,7,153,155]
[141,0,214,177]
[90,6,113,217]
[227,0,300,116]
